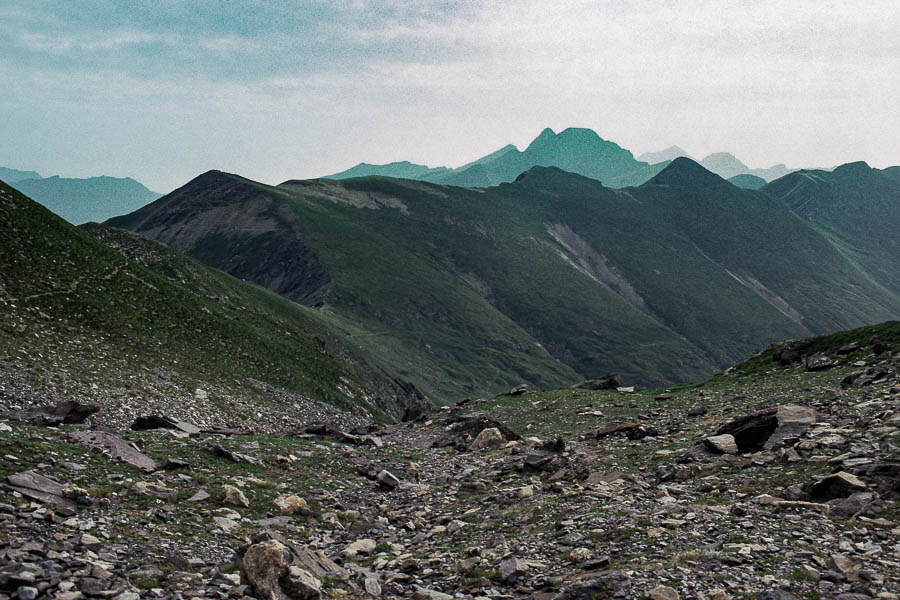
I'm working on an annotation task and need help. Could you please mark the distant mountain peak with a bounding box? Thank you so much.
[557,127,603,141]
[637,146,692,164]
[644,157,727,188]
[525,127,558,152]
[832,161,872,177]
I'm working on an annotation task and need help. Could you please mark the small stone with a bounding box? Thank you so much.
[518,485,534,498]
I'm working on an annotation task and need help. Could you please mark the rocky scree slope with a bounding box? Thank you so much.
[0,180,422,426]
[109,160,900,402]
[0,321,899,599]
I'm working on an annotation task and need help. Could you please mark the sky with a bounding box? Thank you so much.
[1,0,898,193]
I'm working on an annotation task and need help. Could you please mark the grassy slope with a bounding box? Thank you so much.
[0,180,413,419]
[763,163,900,301]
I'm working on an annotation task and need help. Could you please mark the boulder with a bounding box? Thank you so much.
[68,430,157,472]
[648,586,680,600]
[468,427,504,451]
[131,415,201,436]
[573,374,621,390]
[241,539,322,600]
[4,471,86,509]
[499,557,528,583]
[281,567,321,600]
[343,539,377,558]
[8,400,99,426]
[376,469,400,489]
[223,485,250,508]
[805,353,836,371]
[772,339,812,365]
[273,494,308,514]
[431,415,520,450]
[714,405,815,453]
[810,472,867,501]
[133,482,178,502]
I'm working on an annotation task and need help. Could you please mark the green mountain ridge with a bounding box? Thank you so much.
[0,179,422,422]
[763,162,900,300]
[109,158,900,403]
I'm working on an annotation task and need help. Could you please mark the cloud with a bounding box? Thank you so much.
[0,0,897,190]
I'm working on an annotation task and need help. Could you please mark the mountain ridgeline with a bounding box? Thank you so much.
[108,157,900,403]
[327,128,802,189]
[327,127,669,188]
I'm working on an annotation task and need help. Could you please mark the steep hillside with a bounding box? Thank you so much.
[0,180,421,425]
[12,175,162,224]
[110,161,899,402]
[763,162,900,300]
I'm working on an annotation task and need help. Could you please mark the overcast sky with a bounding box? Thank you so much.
[2,0,898,192]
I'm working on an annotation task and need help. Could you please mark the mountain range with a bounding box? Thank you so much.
[327,127,804,188]
[106,157,900,404]
[327,127,669,188]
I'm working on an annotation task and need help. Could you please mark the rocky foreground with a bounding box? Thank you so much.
[1,333,899,600]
